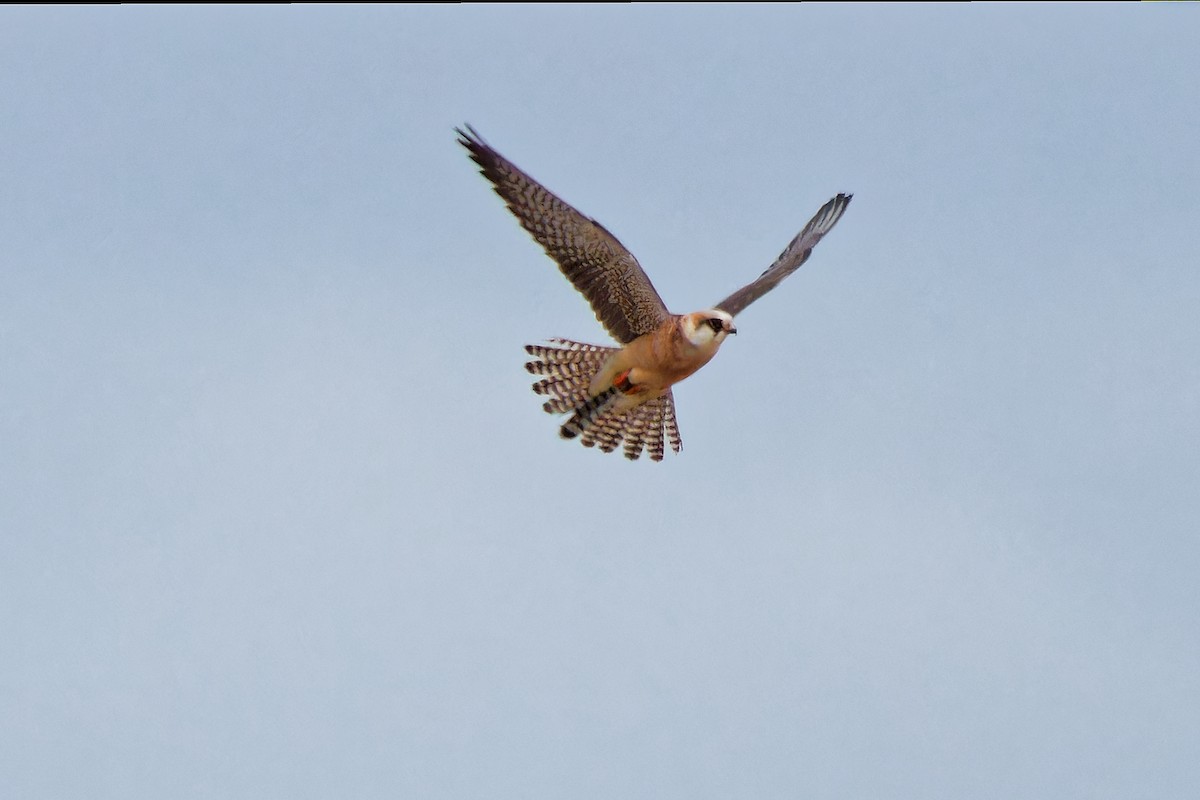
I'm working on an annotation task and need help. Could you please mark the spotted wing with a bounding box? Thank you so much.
[714,193,852,318]
[458,125,671,345]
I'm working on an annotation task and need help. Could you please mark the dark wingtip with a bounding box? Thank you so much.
[455,123,482,143]
[456,124,491,165]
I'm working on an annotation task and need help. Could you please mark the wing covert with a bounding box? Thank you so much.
[714,193,852,318]
[458,125,671,344]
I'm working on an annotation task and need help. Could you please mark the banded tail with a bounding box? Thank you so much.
[524,339,683,461]
[560,387,621,441]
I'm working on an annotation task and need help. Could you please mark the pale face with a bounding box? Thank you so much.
[681,309,737,347]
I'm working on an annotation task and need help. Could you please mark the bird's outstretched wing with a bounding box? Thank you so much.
[714,193,852,318]
[458,125,671,345]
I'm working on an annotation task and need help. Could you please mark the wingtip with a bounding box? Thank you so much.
[824,192,853,224]
[455,123,486,150]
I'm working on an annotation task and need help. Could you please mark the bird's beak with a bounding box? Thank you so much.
[727,325,737,335]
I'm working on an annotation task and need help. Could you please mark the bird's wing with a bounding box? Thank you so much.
[713,193,852,318]
[458,125,671,344]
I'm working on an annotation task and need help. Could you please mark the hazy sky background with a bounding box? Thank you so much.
[3,5,1199,798]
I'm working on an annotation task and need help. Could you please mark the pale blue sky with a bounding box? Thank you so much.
[3,5,1199,798]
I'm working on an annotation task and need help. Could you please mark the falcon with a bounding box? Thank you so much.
[458,125,851,461]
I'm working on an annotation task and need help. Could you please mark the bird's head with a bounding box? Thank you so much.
[681,309,737,347]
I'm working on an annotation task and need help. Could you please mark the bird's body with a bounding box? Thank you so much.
[459,125,850,460]
[588,310,734,404]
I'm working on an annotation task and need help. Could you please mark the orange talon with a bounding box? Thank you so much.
[614,370,636,394]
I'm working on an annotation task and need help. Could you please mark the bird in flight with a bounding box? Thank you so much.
[458,125,851,461]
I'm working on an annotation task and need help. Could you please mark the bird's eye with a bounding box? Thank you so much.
[708,318,724,332]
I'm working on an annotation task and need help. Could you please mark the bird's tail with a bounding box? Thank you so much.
[524,339,616,413]
[559,387,621,440]
[524,339,682,461]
